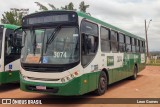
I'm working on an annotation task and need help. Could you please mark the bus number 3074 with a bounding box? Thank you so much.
[53,52,67,58]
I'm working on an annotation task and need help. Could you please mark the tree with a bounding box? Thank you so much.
[35,2,59,11]
[34,1,90,14]
[35,2,48,11]
[48,3,57,10]
[79,1,90,13]
[61,2,76,11]
[1,9,26,26]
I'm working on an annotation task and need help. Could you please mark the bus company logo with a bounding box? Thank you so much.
[107,56,114,66]
[2,99,11,104]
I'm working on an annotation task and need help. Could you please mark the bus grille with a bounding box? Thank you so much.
[27,77,60,81]
[22,66,67,72]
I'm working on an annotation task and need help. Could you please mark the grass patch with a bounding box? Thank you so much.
[147,59,160,66]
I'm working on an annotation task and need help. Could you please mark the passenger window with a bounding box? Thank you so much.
[119,33,125,52]
[111,30,118,52]
[136,39,140,53]
[100,27,110,52]
[81,20,99,67]
[125,36,131,52]
[131,38,136,53]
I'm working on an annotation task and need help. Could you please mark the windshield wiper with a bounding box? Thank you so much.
[45,25,62,53]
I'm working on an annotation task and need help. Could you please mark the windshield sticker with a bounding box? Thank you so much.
[9,64,12,69]
[37,43,42,48]
[25,54,40,63]
[73,34,78,37]
[43,57,48,64]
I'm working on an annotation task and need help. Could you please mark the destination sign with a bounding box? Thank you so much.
[28,14,69,24]
[22,11,78,26]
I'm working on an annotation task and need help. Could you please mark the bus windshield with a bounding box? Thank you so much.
[0,27,3,58]
[21,26,80,64]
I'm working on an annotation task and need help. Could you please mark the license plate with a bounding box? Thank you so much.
[36,86,46,90]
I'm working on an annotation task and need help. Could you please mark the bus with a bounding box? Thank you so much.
[20,11,146,96]
[0,24,22,85]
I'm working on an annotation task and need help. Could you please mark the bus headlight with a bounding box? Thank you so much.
[66,77,70,81]
[71,74,74,78]
[61,78,65,83]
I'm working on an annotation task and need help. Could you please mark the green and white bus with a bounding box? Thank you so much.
[20,11,146,96]
[0,24,22,85]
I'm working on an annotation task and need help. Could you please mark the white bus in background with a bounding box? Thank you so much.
[0,24,22,85]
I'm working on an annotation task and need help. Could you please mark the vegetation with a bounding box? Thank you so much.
[1,9,24,26]
[79,1,90,13]
[35,1,89,12]
[1,1,90,25]
[147,59,160,66]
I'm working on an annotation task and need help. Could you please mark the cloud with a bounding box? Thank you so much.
[0,0,159,51]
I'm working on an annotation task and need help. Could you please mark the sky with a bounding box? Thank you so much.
[0,0,160,51]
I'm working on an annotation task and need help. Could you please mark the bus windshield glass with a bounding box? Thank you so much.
[0,27,3,58]
[21,26,80,64]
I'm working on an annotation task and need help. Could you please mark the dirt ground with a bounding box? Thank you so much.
[1,66,160,107]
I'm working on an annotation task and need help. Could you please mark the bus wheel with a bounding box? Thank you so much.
[94,71,107,96]
[130,65,138,80]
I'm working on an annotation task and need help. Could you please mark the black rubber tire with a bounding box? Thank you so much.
[130,65,138,80]
[94,71,108,96]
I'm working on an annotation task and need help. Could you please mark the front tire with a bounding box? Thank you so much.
[94,71,108,96]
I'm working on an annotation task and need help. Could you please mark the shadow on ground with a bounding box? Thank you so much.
[0,83,20,92]
[28,74,144,104]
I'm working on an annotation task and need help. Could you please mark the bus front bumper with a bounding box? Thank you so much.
[20,74,84,96]
[20,71,100,96]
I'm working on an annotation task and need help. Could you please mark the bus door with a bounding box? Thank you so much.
[4,29,21,72]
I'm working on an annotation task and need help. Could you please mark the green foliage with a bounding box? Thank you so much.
[61,2,76,11]
[35,2,48,11]
[48,3,57,10]
[79,1,90,13]
[1,10,23,26]
[35,1,89,13]
[147,59,160,66]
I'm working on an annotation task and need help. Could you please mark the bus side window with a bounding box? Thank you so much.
[131,38,136,53]
[140,41,144,53]
[136,39,140,53]
[119,33,125,52]
[81,20,99,67]
[110,30,118,52]
[125,36,131,53]
[100,27,110,52]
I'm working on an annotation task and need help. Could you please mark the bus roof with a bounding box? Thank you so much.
[1,24,20,30]
[77,11,145,41]
[21,10,145,41]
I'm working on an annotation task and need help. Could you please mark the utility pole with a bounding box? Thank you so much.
[145,19,152,63]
